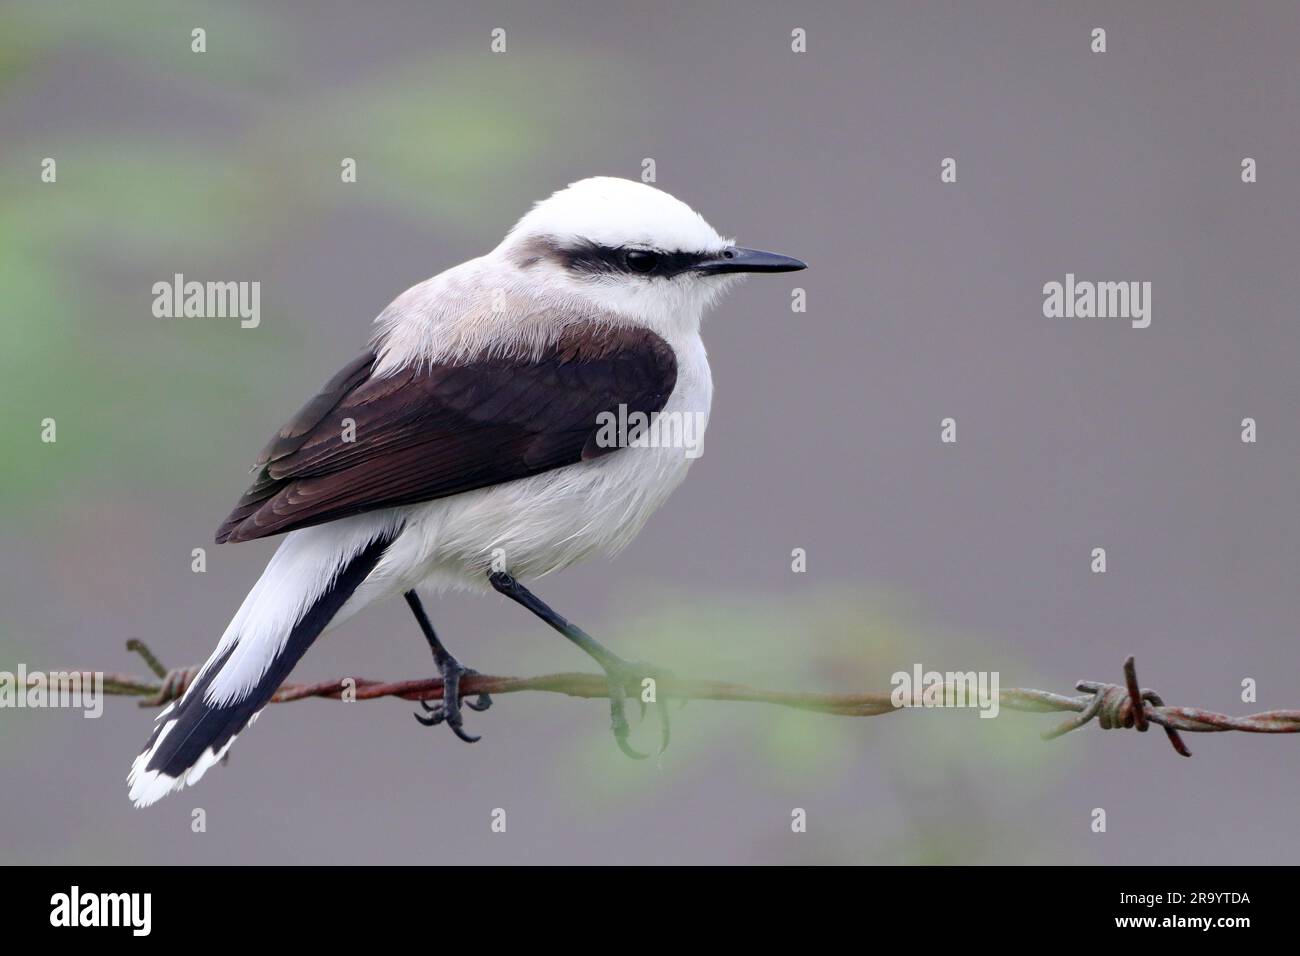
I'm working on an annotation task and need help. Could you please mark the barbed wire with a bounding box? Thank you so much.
[49,641,1298,757]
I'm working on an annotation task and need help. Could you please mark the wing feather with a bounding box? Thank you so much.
[215,325,677,543]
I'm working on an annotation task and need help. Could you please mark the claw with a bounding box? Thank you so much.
[413,707,444,727]
[606,674,649,759]
[614,731,651,760]
[413,661,485,743]
[449,722,481,744]
[414,702,481,742]
[602,661,676,761]
[458,669,492,712]
[656,699,671,755]
[611,704,650,760]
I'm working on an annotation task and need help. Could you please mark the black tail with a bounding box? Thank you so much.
[128,535,391,806]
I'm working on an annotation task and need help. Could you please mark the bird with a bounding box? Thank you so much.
[127,175,806,807]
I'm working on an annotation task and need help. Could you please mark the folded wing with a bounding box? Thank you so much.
[215,325,678,543]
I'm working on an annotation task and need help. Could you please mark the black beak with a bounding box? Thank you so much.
[695,246,807,274]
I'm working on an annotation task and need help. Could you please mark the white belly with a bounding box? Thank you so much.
[344,334,713,606]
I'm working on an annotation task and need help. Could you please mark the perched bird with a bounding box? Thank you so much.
[128,176,805,806]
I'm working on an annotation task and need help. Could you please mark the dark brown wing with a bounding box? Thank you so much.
[214,325,678,543]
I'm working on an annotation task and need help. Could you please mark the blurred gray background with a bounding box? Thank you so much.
[2,0,1298,864]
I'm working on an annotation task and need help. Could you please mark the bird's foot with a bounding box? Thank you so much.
[482,572,672,758]
[602,657,675,760]
[414,657,492,744]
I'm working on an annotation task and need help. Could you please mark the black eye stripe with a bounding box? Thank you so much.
[556,241,709,278]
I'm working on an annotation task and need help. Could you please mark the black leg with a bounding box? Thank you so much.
[488,571,671,759]
[404,590,491,744]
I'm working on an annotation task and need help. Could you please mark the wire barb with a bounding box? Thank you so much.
[124,639,168,680]
[1041,656,1192,756]
[126,640,197,708]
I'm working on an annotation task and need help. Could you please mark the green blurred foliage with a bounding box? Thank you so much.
[531,588,1070,863]
[0,0,619,523]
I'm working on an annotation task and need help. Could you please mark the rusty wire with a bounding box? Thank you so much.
[53,643,1300,757]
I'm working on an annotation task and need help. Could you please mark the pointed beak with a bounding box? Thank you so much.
[695,246,808,275]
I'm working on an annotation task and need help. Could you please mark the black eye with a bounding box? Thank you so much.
[625,249,660,274]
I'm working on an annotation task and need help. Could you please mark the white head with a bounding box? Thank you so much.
[493,177,805,336]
